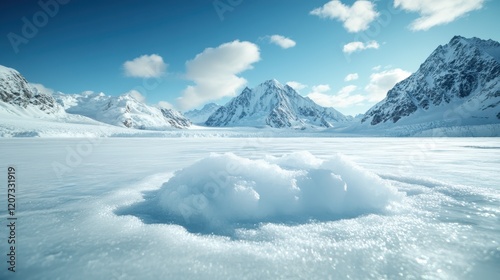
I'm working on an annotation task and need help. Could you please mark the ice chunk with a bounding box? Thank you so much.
[156,152,402,233]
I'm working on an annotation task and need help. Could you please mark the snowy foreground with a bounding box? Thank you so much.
[1,138,499,279]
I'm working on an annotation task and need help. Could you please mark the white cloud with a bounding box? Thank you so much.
[372,65,382,71]
[311,84,331,93]
[268,35,296,49]
[344,73,359,82]
[124,89,146,103]
[286,81,307,92]
[310,0,379,32]
[343,40,379,54]
[394,0,484,31]
[157,101,175,110]
[304,68,412,111]
[365,68,411,101]
[307,84,366,108]
[178,40,260,110]
[123,54,167,78]
[30,83,54,95]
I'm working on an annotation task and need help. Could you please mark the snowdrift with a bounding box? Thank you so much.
[150,152,401,234]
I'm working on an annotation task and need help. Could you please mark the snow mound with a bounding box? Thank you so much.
[156,152,401,233]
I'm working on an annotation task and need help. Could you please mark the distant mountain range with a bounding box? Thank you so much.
[55,92,191,129]
[0,65,191,130]
[206,79,348,128]
[1,35,499,136]
[184,103,221,124]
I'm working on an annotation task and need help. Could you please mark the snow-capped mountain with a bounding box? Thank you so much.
[55,92,191,129]
[362,36,500,126]
[184,103,221,124]
[206,79,348,128]
[0,65,65,117]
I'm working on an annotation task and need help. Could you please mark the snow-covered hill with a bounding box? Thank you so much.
[362,36,500,127]
[206,79,348,128]
[55,92,191,129]
[0,65,66,118]
[184,103,221,124]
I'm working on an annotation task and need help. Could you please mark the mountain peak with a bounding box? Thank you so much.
[264,78,281,85]
[0,65,17,75]
[446,35,500,64]
[450,35,466,44]
[205,79,347,128]
[0,64,65,117]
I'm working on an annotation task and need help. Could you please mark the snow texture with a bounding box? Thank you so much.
[1,138,499,279]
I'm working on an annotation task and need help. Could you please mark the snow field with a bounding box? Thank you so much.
[0,138,498,279]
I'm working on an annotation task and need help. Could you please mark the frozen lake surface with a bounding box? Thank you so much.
[1,138,499,279]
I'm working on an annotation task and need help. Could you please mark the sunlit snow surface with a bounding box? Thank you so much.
[1,138,499,279]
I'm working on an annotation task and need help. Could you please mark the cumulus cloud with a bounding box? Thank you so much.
[178,40,260,110]
[365,68,411,101]
[286,81,307,92]
[307,84,366,108]
[310,0,379,32]
[305,68,412,110]
[343,41,379,54]
[394,0,484,31]
[372,65,382,71]
[311,84,331,93]
[268,35,296,49]
[123,54,167,78]
[124,89,146,102]
[344,73,359,82]
[30,83,54,95]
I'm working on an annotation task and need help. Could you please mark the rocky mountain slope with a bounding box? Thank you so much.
[362,36,500,126]
[0,65,65,117]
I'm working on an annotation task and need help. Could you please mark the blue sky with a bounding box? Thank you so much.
[1,0,499,115]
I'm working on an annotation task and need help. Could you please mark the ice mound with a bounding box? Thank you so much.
[157,152,402,233]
